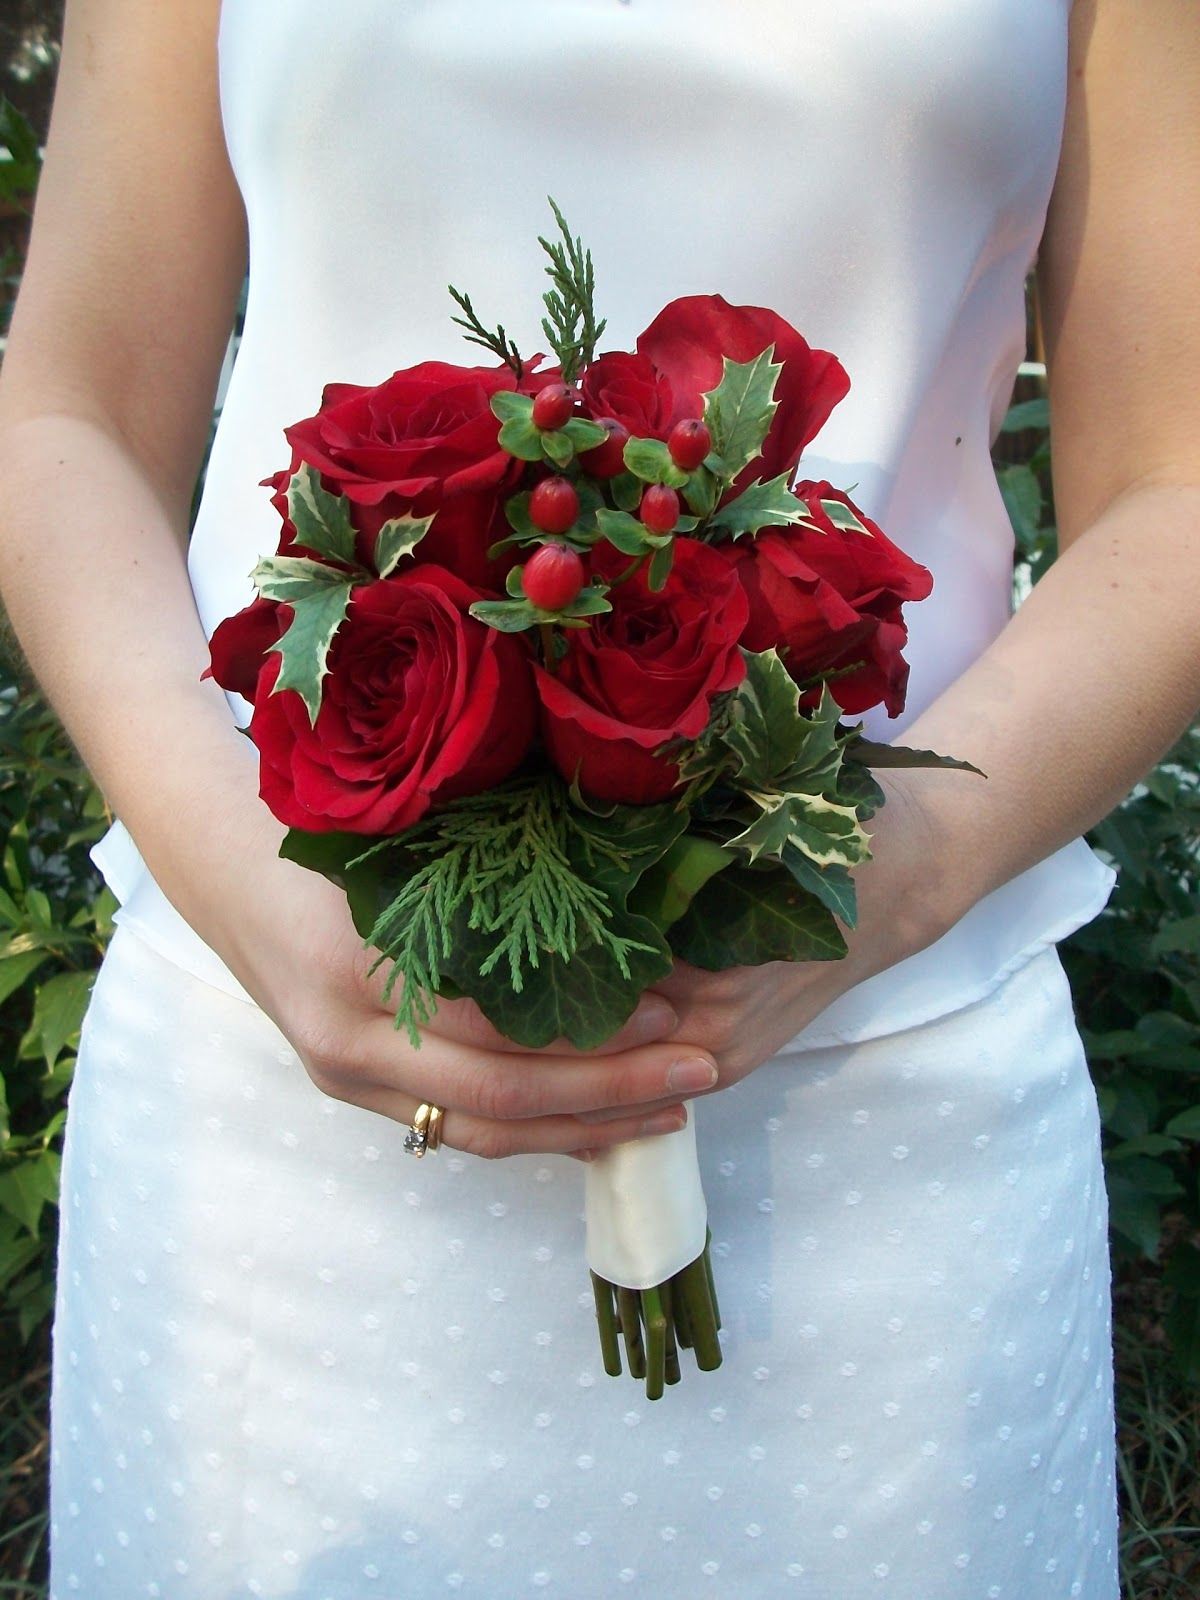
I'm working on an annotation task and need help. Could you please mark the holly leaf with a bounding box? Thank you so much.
[286,462,360,567]
[669,863,847,968]
[721,653,844,793]
[702,348,781,482]
[267,568,357,723]
[726,788,871,870]
[374,512,436,577]
[848,740,984,777]
[705,474,813,541]
[820,496,873,535]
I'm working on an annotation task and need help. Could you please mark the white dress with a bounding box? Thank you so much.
[51,2,1120,1596]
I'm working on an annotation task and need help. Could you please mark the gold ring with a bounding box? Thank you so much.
[403,1101,445,1159]
[425,1102,445,1153]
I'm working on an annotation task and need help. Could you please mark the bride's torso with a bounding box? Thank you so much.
[98,0,1114,1039]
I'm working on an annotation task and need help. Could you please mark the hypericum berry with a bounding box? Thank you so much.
[531,382,575,432]
[667,417,712,471]
[639,483,680,535]
[578,416,629,479]
[528,476,580,535]
[523,544,586,611]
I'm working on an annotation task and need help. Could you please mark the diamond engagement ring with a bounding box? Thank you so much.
[403,1101,445,1158]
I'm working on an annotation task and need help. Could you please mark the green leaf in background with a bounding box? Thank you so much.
[0,950,49,1009]
[0,1153,61,1239]
[19,969,95,1070]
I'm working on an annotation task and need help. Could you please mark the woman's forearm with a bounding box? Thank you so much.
[899,479,1200,935]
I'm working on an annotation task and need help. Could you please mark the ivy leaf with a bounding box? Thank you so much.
[626,833,735,932]
[267,567,358,723]
[669,863,847,968]
[780,845,859,927]
[447,913,673,1049]
[375,512,436,577]
[702,347,781,481]
[705,473,812,541]
[286,462,360,567]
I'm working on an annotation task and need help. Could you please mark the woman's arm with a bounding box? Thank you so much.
[0,0,712,1155]
[656,0,1200,1070]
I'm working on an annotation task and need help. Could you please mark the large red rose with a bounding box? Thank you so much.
[210,566,536,834]
[636,295,850,488]
[578,351,674,441]
[717,482,933,717]
[535,541,748,804]
[270,361,527,587]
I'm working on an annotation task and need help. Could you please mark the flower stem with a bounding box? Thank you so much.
[538,621,558,671]
[595,1234,723,1398]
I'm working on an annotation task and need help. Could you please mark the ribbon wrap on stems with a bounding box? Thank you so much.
[584,1119,708,1288]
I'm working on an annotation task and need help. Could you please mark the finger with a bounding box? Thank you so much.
[364,1092,690,1160]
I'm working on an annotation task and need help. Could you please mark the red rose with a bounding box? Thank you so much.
[578,351,675,442]
[636,295,850,488]
[717,482,933,717]
[213,566,536,834]
[536,541,748,804]
[271,361,527,587]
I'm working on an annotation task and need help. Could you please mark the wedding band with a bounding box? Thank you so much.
[425,1102,445,1153]
[403,1101,445,1159]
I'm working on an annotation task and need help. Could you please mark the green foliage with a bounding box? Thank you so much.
[0,682,112,1339]
[1003,388,1200,1387]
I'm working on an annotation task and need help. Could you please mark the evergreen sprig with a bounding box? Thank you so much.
[357,776,660,1044]
[538,198,607,384]
[446,286,525,379]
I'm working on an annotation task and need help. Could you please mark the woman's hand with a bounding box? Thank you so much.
[190,805,720,1161]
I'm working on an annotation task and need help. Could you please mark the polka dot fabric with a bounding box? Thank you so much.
[50,930,1117,1596]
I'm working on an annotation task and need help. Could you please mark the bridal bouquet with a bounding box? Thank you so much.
[208,204,964,1398]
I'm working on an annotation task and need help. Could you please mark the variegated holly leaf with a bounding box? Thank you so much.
[721,652,844,794]
[702,347,781,482]
[705,473,814,541]
[374,512,436,577]
[263,563,357,725]
[286,462,360,568]
[726,788,871,871]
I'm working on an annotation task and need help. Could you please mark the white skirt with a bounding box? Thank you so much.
[49,929,1118,1599]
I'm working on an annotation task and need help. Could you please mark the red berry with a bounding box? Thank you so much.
[667,417,712,471]
[524,544,586,611]
[578,416,629,479]
[639,483,680,535]
[531,382,575,432]
[529,476,580,535]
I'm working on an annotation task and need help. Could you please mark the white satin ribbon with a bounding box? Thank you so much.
[584,1116,708,1290]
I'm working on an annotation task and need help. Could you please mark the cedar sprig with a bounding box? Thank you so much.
[538,197,607,384]
[357,776,657,1044]
[447,285,525,380]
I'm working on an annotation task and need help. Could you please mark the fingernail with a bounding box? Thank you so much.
[668,1057,718,1093]
[640,1108,688,1137]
